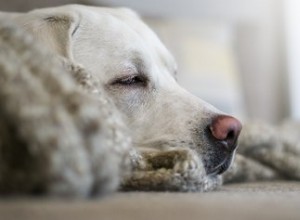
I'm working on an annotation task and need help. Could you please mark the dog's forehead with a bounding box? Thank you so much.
[77,6,177,74]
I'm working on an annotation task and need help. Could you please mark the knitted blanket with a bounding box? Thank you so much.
[0,20,132,197]
[0,20,299,197]
[224,121,300,183]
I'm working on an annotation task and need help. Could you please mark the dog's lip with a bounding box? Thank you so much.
[206,155,234,176]
[207,164,228,176]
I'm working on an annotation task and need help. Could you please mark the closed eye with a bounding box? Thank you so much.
[111,74,148,88]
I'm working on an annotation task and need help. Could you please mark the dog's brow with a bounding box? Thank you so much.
[44,15,71,24]
[131,56,147,75]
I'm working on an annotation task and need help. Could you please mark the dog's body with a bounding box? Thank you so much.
[0,5,242,194]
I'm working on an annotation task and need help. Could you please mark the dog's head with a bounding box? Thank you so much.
[14,4,242,176]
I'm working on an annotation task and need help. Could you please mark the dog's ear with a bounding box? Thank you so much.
[20,10,80,61]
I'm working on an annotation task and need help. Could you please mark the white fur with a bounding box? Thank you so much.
[3,4,227,172]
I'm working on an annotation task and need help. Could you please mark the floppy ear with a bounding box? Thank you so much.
[20,10,80,61]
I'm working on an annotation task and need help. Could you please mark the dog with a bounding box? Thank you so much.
[0,4,242,191]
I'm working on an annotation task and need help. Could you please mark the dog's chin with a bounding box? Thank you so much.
[205,153,235,176]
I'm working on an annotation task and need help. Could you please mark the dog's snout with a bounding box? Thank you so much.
[209,115,242,152]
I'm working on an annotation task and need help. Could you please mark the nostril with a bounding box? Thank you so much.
[209,115,242,151]
[227,129,235,140]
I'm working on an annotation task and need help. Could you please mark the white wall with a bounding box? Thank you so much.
[284,0,300,119]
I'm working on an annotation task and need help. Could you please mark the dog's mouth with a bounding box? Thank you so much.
[205,154,234,176]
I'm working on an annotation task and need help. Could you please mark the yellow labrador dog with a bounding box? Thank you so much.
[1,4,241,191]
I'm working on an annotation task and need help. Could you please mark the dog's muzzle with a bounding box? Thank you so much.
[205,115,242,175]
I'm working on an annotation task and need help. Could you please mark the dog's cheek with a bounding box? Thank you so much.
[104,88,145,117]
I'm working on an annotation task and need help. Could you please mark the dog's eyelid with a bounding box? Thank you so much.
[110,73,149,87]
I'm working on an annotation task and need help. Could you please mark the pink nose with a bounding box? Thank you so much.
[209,115,242,151]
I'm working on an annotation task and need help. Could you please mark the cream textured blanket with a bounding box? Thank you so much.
[224,121,300,183]
[0,20,132,196]
[0,20,299,197]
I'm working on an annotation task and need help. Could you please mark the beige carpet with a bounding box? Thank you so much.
[1,182,300,220]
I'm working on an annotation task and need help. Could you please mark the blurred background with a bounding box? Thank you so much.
[1,0,299,124]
